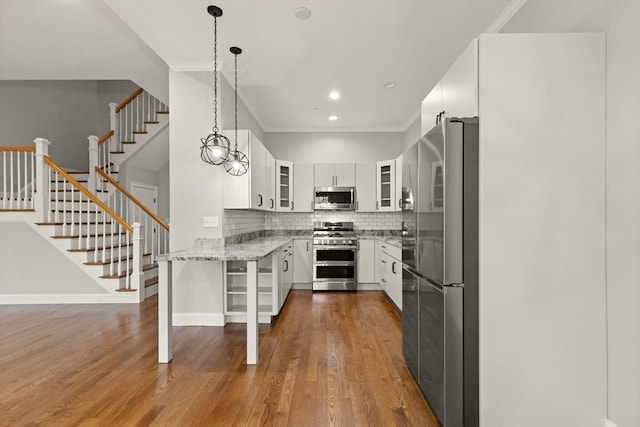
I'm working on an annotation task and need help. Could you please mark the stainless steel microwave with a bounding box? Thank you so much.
[314,187,356,211]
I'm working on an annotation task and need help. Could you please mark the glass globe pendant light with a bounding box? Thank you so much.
[200,5,230,166]
[224,46,249,176]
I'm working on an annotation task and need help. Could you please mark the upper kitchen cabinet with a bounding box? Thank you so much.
[293,163,314,212]
[376,160,395,212]
[394,153,403,212]
[275,160,293,212]
[355,163,376,212]
[223,130,273,211]
[314,163,356,187]
[265,151,276,211]
[421,39,478,135]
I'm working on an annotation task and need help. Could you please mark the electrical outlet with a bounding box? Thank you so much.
[203,216,219,228]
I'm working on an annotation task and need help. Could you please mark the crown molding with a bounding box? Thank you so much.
[486,0,528,33]
[263,126,407,134]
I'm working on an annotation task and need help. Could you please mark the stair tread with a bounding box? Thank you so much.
[144,121,159,124]
[68,243,133,253]
[36,222,113,226]
[156,111,169,114]
[100,263,158,279]
[84,252,152,266]
[121,142,136,145]
[110,151,125,154]
[145,277,159,288]
[132,131,148,134]
[52,231,127,237]
[0,209,34,212]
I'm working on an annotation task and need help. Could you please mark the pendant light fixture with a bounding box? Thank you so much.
[200,5,231,166]
[224,46,249,176]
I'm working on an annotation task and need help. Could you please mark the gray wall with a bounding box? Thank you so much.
[263,131,405,163]
[0,222,107,295]
[0,80,139,170]
[0,80,98,170]
[220,74,264,142]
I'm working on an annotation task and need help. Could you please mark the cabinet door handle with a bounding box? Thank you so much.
[392,261,396,274]
[356,201,359,211]
[271,198,274,209]
[376,201,379,210]
[381,278,387,283]
[381,259,387,264]
[258,194,263,207]
[398,198,402,209]
[306,241,309,251]
[283,260,289,272]
[291,201,294,211]
[311,201,314,211]
[357,241,360,251]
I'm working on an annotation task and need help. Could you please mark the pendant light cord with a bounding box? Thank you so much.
[233,51,238,154]
[212,15,219,133]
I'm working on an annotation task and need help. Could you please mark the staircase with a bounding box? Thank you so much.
[0,87,169,304]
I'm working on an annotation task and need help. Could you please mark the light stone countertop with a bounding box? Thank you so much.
[157,236,294,262]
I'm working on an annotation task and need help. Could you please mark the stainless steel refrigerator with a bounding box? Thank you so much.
[402,117,479,427]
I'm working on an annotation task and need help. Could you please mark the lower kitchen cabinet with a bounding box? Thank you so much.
[376,240,402,310]
[357,239,376,283]
[224,256,278,323]
[223,243,294,323]
[293,238,312,285]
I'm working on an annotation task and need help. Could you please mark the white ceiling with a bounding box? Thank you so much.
[104,0,512,132]
[0,0,517,132]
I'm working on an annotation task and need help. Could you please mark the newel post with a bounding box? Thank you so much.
[109,102,118,154]
[131,222,145,301]
[88,135,99,194]
[33,138,50,222]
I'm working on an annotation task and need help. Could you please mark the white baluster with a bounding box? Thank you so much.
[131,222,144,298]
[2,152,6,209]
[88,135,98,194]
[30,151,35,210]
[33,138,50,222]
[109,102,118,160]
[9,151,14,209]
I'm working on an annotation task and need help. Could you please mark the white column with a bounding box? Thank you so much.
[33,138,50,222]
[158,259,173,363]
[109,102,118,154]
[87,135,98,194]
[131,222,145,298]
[246,259,259,364]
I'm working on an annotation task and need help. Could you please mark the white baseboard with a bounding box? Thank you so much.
[357,283,383,291]
[0,293,138,304]
[605,420,619,427]
[292,283,312,290]
[173,312,226,326]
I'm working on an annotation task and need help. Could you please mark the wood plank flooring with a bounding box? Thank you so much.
[0,291,440,426]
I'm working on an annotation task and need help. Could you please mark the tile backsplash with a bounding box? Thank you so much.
[265,211,402,231]
[224,210,266,237]
[225,209,402,236]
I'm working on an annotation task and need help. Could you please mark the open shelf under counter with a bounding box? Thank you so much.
[227,304,274,314]
[226,286,274,295]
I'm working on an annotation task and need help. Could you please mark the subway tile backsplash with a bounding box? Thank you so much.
[224,210,266,237]
[265,211,402,231]
[225,210,402,237]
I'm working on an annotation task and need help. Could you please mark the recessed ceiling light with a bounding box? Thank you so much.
[383,81,397,89]
[294,7,311,20]
[328,115,338,121]
[329,91,341,100]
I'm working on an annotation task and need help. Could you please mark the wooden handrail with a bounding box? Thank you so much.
[95,167,170,231]
[0,146,36,152]
[115,88,144,113]
[44,157,133,233]
[98,130,114,145]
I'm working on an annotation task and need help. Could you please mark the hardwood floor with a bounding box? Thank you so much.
[0,291,440,426]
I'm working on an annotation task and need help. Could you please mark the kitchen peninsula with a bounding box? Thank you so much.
[157,236,294,365]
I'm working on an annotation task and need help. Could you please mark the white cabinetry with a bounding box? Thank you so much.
[293,163,314,212]
[356,239,376,283]
[223,130,275,211]
[394,153,403,211]
[276,160,294,212]
[293,238,312,285]
[376,160,395,212]
[421,39,478,135]
[264,151,275,211]
[224,256,278,323]
[355,163,376,212]
[278,244,293,310]
[376,241,402,310]
[314,163,355,187]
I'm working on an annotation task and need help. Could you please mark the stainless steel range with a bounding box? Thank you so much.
[312,222,357,291]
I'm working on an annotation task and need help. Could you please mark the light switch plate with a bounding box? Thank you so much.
[203,216,219,228]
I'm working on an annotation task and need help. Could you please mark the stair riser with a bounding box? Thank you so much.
[85,246,133,262]
[48,212,108,222]
[86,252,152,265]
[93,257,154,276]
[50,223,116,235]
[49,200,115,210]
[66,234,129,249]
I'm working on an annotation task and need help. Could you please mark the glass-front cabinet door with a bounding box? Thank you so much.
[276,160,294,212]
[376,160,395,212]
